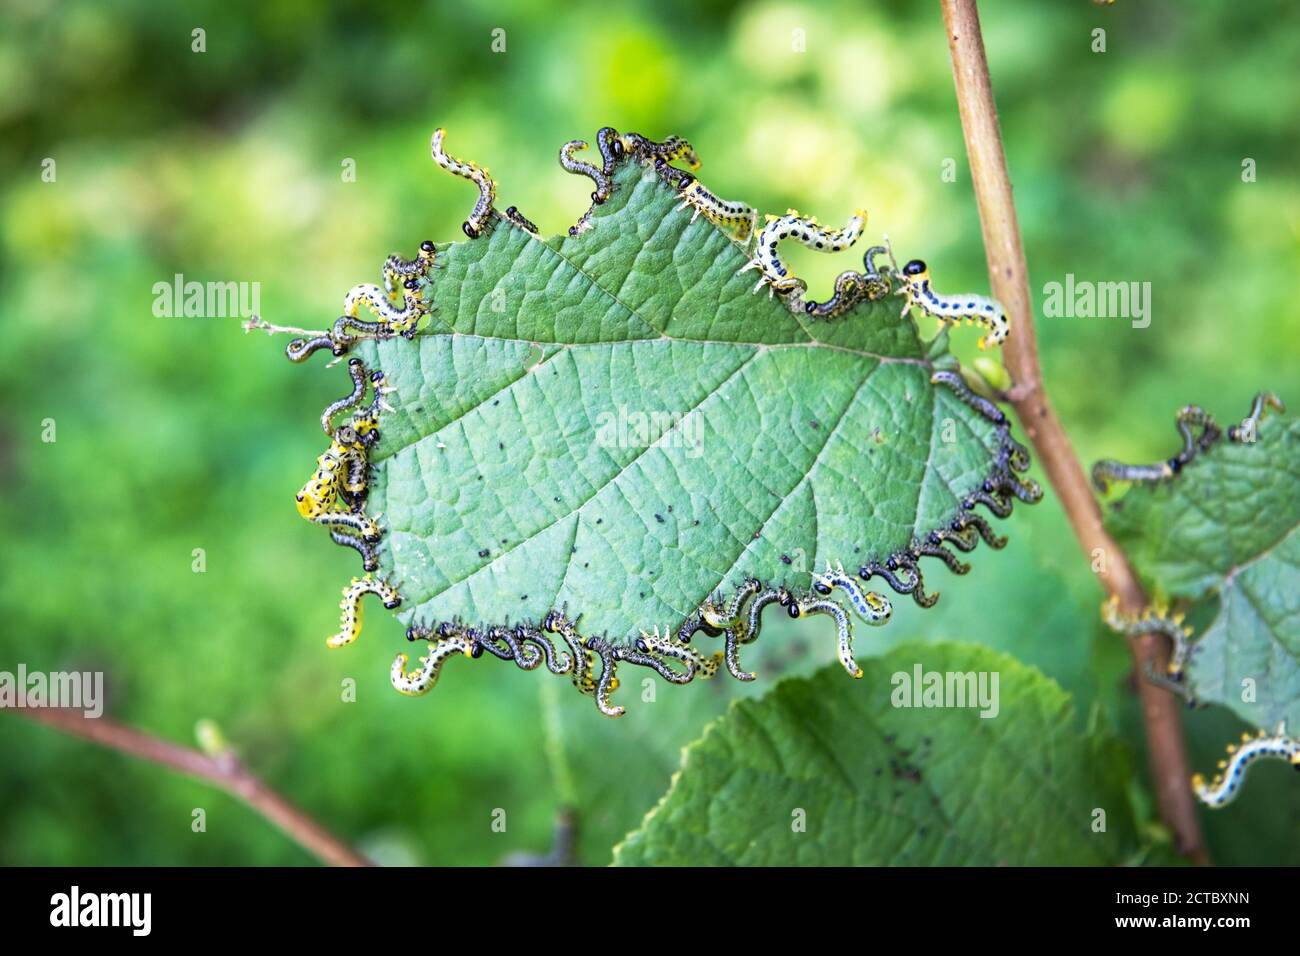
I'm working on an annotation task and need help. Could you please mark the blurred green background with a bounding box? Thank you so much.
[1,0,1297,866]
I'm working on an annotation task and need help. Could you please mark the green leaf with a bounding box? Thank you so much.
[359,158,1032,645]
[1106,412,1300,727]
[612,644,1142,865]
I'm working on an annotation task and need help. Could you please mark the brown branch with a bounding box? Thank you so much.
[10,706,373,867]
[939,0,1207,863]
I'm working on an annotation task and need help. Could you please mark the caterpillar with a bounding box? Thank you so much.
[929,369,1007,427]
[675,605,723,644]
[689,578,773,681]
[478,624,544,671]
[890,249,1009,350]
[295,439,351,522]
[382,240,437,298]
[804,245,893,319]
[287,308,413,366]
[286,333,340,364]
[669,171,758,241]
[320,358,369,436]
[1093,392,1285,491]
[330,315,388,347]
[614,636,696,686]
[861,245,892,299]
[516,625,574,675]
[812,562,892,625]
[392,634,476,696]
[950,513,1008,550]
[329,528,379,573]
[287,244,436,365]
[559,139,613,207]
[1091,404,1221,492]
[804,272,867,320]
[1100,595,1195,700]
[621,132,700,170]
[859,554,935,608]
[596,127,624,176]
[326,575,402,649]
[789,593,862,679]
[342,277,427,335]
[314,507,379,541]
[1228,391,1285,442]
[739,208,867,297]
[543,610,597,697]
[339,415,383,507]
[562,128,628,237]
[430,127,497,239]
[1192,725,1300,808]
[636,626,721,681]
[503,206,539,235]
[698,578,761,634]
[719,618,756,683]
[582,636,625,718]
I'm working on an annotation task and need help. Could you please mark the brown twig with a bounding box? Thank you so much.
[11,706,373,867]
[939,0,1207,863]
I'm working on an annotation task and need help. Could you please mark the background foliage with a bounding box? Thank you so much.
[1,0,1297,866]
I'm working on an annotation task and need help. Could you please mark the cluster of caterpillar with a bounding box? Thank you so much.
[1091,391,1285,492]
[277,129,1044,716]
[418,126,1003,350]
[286,240,438,364]
[381,570,892,717]
[1100,595,1196,704]
[290,125,580,365]
[1192,725,1300,808]
[560,127,716,237]
[295,357,393,571]
[854,370,1040,609]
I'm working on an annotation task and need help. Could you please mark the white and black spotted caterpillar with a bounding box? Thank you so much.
[739,208,868,297]
[1192,725,1300,808]
[889,247,1009,350]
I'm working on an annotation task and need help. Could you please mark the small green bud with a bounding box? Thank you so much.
[972,356,1012,393]
[195,719,230,758]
